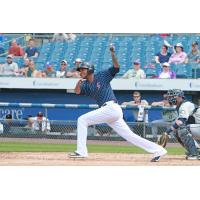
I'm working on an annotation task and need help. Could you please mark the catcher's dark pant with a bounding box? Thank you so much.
[177,125,199,156]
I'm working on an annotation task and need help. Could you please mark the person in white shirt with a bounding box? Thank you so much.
[158,62,176,79]
[56,60,80,78]
[122,59,146,79]
[0,55,18,76]
[122,91,149,122]
[56,60,68,78]
[74,58,82,69]
[32,112,51,132]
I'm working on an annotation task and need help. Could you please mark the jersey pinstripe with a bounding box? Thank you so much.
[80,67,119,106]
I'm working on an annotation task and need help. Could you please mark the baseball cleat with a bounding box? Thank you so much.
[69,152,86,158]
[185,155,200,160]
[150,156,160,162]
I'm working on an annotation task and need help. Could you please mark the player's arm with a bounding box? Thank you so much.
[154,55,160,63]
[151,101,165,106]
[122,101,136,106]
[110,44,119,69]
[141,100,148,106]
[165,118,187,134]
[74,79,84,95]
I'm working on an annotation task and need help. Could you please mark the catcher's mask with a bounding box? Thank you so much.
[167,89,185,105]
[77,62,94,75]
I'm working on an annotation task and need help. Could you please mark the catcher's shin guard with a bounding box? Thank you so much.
[177,125,199,156]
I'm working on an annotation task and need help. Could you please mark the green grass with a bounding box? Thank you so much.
[0,142,185,155]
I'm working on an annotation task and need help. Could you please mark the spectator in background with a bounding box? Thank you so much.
[56,60,69,78]
[122,59,146,79]
[122,91,149,123]
[168,43,187,65]
[23,115,34,133]
[52,33,76,42]
[0,55,18,76]
[151,94,177,141]
[25,59,42,77]
[8,39,24,57]
[56,59,81,78]
[18,58,31,76]
[2,114,13,134]
[155,45,171,64]
[32,112,50,132]
[159,34,171,39]
[187,41,200,64]
[22,58,30,68]
[24,39,39,58]
[66,33,76,41]
[158,62,176,79]
[43,61,56,78]
[187,41,200,78]
[66,58,82,78]
[74,58,82,69]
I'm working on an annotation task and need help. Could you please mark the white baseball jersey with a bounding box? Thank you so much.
[32,117,51,131]
[178,101,196,120]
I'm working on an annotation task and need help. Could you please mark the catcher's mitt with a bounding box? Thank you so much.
[157,132,169,147]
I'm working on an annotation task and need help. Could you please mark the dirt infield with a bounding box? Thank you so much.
[0,137,199,166]
[0,152,200,166]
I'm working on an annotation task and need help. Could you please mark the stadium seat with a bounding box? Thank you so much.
[29,34,198,76]
[0,57,6,64]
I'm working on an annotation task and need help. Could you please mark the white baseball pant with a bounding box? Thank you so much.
[75,101,167,157]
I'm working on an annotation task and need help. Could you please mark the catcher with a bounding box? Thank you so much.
[158,89,200,160]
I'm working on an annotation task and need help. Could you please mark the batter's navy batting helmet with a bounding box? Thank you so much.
[77,62,95,74]
[167,89,184,105]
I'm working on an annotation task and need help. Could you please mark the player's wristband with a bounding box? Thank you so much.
[172,123,179,129]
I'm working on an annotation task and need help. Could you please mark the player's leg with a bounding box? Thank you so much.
[108,118,167,158]
[73,104,122,157]
[177,124,200,159]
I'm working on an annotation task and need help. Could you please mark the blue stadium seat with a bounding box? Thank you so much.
[0,56,6,64]
[31,34,200,78]
[175,64,189,78]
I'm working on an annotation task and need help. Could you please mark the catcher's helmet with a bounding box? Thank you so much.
[77,62,94,74]
[167,89,184,105]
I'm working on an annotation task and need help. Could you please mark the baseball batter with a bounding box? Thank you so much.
[69,45,167,162]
